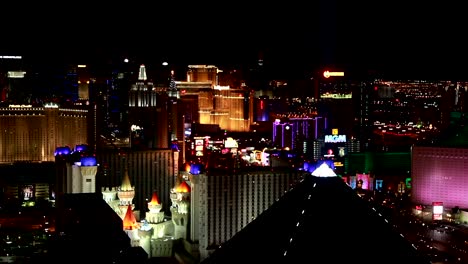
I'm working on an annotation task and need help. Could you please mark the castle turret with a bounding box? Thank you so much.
[138,220,153,257]
[118,167,135,218]
[102,186,117,204]
[145,190,175,258]
[170,181,191,239]
[123,204,140,247]
[146,191,164,224]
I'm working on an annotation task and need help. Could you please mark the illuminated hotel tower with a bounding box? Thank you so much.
[0,55,27,103]
[128,64,169,149]
[167,70,181,142]
[187,65,218,84]
[0,104,88,162]
[176,65,253,132]
[187,166,200,244]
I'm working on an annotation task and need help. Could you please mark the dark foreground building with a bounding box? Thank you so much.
[49,193,131,263]
[201,174,430,264]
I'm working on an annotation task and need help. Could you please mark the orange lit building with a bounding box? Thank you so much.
[0,104,88,163]
[176,65,254,133]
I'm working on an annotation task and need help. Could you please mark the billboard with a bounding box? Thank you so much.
[432,202,443,221]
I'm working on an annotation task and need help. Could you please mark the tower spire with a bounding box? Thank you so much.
[168,70,179,99]
[138,64,147,81]
[123,204,139,230]
[121,166,132,191]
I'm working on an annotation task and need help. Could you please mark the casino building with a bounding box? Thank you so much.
[0,103,88,162]
[412,145,468,209]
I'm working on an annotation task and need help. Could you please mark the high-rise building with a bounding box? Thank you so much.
[95,61,133,147]
[0,55,28,104]
[128,64,169,149]
[62,64,93,102]
[412,145,468,209]
[187,65,219,85]
[177,65,254,133]
[0,104,88,162]
[254,96,270,122]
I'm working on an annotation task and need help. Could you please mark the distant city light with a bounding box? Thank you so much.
[323,71,345,78]
[7,71,26,78]
[9,104,32,108]
[77,65,87,68]
[0,55,22,59]
[162,62,168,66]
[124,58,129,63]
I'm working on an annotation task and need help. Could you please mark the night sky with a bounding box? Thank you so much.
[1,2,467,80]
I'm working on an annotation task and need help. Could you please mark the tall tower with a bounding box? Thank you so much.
[187,65,219,85]
[0,55,28,104]
[128,64,169,149]
[168,70,181,142]
[188,169,200,244]
[167,70,185,169]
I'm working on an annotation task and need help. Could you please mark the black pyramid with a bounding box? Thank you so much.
[201,172,430,264]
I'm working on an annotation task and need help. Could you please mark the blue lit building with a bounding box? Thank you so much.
[54,144,98,196]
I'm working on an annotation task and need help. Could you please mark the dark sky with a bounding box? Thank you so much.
[325,1,468,79]
[2,2,467,79]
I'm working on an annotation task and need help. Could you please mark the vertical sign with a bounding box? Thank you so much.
[432,202,443,221]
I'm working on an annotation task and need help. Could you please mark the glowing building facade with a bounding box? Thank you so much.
[412,146,468,209]
[0,104,88,162]
[177,65,253,132]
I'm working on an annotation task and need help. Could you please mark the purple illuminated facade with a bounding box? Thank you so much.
[272,117,327,150]
[273,120,294,149]
[412,146,468,208]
